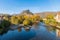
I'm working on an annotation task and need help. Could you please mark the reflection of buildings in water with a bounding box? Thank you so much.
[56,26,60,37]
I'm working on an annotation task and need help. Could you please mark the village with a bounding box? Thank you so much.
[0,10,60,37]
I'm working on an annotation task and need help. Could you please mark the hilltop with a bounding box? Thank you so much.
[35,12,57,18]
[0,10,59,18]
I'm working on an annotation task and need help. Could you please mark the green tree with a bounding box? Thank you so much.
[0,20,11,28]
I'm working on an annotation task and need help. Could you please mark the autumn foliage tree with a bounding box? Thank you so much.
[43,14,57,31]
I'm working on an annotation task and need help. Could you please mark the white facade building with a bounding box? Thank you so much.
[55,12,60,22]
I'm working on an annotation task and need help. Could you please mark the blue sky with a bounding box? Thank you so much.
[0,0,60,14]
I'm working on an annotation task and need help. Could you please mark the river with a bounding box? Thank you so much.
[0,22,57,40]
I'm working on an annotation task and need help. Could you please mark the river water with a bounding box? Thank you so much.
[0,22,57,40]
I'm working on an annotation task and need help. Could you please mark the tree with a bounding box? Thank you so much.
[18,15,24,24]
[44,14,57,31]
[46,14,54,19]
[10,16,19,25]
[31,14,40,24]
[23,19,33,26]
[0,20,11,28]
[24,15,29,20]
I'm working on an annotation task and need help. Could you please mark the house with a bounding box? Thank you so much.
[55,12,60,22]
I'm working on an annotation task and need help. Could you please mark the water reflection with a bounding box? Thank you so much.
[0,28,9,35]
[24,27,31,32]
[17,28,22,32]
[0,22,56,40]
[0,29,36,40]
[31,22,56,40]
